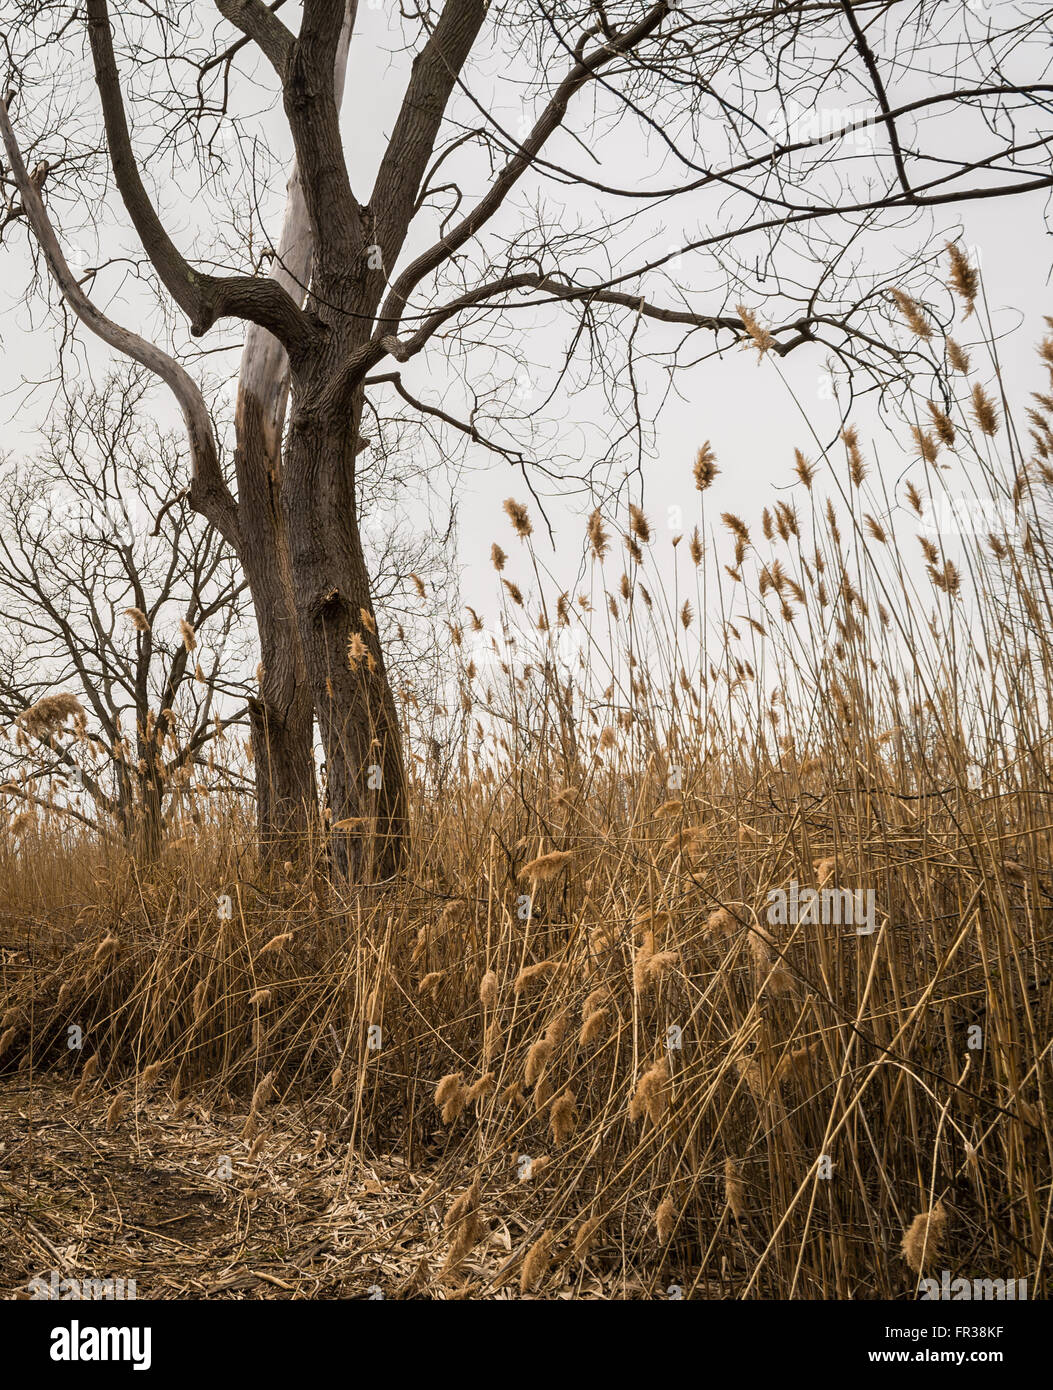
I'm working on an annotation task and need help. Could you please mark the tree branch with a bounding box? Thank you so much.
[839,0,911,199]
[282,0,363,278]
[365,369,528,467]
[375,3,671,336]
[214,0,294,77]
[334,271,751,390]
[0,97,242,554]
[1,781,115,838]
[369,0,489,278]
[238,0,356,457]
[85,0,314,351]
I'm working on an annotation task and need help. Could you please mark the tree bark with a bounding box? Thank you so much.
[236,388,317,853]
[230,3,356,856]
[246,683,315,852]
[273,1,409,880]
[136,764,164,863]
[282,383,407,879]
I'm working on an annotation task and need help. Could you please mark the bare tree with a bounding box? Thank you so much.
[1,0,1050,877]
[0,366,458,856]
[0,372,252,858]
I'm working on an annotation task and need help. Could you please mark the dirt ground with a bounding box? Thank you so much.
[0,1075,439,1299]
[0,1077,624,1300]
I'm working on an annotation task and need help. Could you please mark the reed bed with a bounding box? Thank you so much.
[2,277,1052,1298]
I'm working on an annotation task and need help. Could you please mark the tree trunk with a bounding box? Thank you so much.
[230,7,354,855]
[232,154,325,858]
[234,389,318,856]
[246,677,316,854]
[245,635,316,855]
[125,744,163,863]
[137,771,164,862]
[282,386,408,880]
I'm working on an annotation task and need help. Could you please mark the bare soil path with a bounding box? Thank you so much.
[0,1076,448,1299]
[0,1077,623,1299]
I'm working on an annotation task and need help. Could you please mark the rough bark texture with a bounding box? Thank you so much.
[271,1,413,880]
[236,388,317,852]
[282,382,407,879]
[230,6,356,857]
[136,760,164,863]
[259,0,489,880]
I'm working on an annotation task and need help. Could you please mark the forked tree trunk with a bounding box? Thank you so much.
[231,10,355,857]
[282,386,408,879]
[233,163,320,857]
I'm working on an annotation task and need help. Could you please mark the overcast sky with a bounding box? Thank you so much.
[1,1,1050,661]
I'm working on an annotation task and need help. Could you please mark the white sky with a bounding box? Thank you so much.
[1,1,1050,661]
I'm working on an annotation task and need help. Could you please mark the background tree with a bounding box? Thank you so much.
[1,0,1050,877]
[0,372,251,857]
[0,366,459,857]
